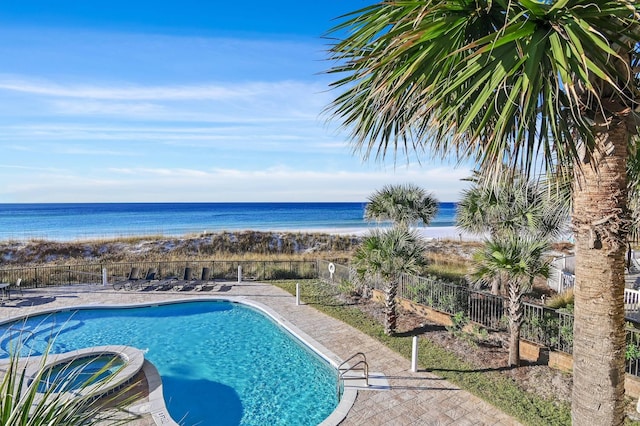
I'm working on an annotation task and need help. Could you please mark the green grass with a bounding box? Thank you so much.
[272,279,571,426]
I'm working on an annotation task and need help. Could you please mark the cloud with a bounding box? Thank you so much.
[1,165,471,203]
[0,76,328,102]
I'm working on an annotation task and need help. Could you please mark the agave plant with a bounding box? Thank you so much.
[0,334,140,425]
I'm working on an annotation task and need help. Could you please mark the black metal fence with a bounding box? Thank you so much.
[0,260,319,288]
[317,260,640,377]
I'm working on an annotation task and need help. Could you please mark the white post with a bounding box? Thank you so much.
[102,268,108,286]
[411,336,419,372]
[238,266,242,283]
[296,283,300,306]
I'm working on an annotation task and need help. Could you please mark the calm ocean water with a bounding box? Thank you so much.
[0,202,457,241]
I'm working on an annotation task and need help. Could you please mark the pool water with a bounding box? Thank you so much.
[37,354,125,393]
[0,301,338,425]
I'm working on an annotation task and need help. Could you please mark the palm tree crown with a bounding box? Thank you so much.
[457,172,569,240]
[327,0,638,176]
[365,183,438,230]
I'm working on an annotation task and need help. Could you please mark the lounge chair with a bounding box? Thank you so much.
[194,267,214,291]
[12,278,23,298]
[151,267,189,291]
[113,267,141,290]
[173,267,196,291]
[135,268,159,291]
[0,278,20,300]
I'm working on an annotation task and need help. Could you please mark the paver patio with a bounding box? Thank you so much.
[0,281,522,425]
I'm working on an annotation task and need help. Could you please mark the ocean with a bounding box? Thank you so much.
[0,202,458,241]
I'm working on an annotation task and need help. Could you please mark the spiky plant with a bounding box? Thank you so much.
[0,336,140,425]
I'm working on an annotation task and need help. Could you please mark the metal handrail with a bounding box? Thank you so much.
[337,352,369,399]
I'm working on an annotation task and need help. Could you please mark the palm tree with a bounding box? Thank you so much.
[352,227,426,334]
[326,1,639,423]
[458,173,568,295]
[364,183,438,231]
[472,235,551,366]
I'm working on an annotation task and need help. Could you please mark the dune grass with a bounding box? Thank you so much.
[272,279,571,426]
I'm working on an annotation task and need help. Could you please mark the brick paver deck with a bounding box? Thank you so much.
[0,281,521,425]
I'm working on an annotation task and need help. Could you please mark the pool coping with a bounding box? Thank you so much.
[11,345,146,404]
[0,296,357,426]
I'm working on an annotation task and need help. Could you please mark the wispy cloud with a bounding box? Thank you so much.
[1,162,470,202]
[0,76,328,102]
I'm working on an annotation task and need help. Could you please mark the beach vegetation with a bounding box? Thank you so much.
[546,288,575,312]
[0,231,361,266]
[326,0,638,421]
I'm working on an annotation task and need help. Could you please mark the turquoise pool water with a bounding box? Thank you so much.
[0,301,338,425]
[37,354,125,393]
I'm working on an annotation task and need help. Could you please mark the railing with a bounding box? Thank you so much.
[0,260,319,288]
[626,327,640,376]
[317,261,640,359]
[625,289,640,314]
[337,352,369,400]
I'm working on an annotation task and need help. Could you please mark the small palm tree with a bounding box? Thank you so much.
[459,174,567,295]
[352,228,426,335]
[458,173,568,240]
[365,183,438,231]
[472,235,550,366]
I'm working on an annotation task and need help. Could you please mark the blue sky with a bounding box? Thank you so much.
[0,1,471,203]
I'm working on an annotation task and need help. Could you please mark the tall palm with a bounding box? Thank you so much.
[365,183,438,231]
[326,1,639,423]
[472,235,551,366]
[352,228,426,334]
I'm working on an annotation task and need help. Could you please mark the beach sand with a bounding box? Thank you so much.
[290,225,482,241]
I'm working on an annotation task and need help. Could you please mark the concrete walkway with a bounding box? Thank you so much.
[0,282,521,425]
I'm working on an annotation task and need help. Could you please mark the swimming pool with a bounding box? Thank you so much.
[0,300,339,425]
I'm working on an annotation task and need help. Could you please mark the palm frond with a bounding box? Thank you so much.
[326,0,640,178]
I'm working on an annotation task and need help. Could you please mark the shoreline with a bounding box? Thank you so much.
[0,226,480,243]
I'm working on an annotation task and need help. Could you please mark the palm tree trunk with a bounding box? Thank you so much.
[571,117,629,425]
[491,276,500,296]
[385,280,398,335]
[508,279,523,367]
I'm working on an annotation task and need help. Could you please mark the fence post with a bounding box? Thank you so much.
[102,268,108,286]
[296,283,301,306]
[411,336,419,372]
[238,265,242,283]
